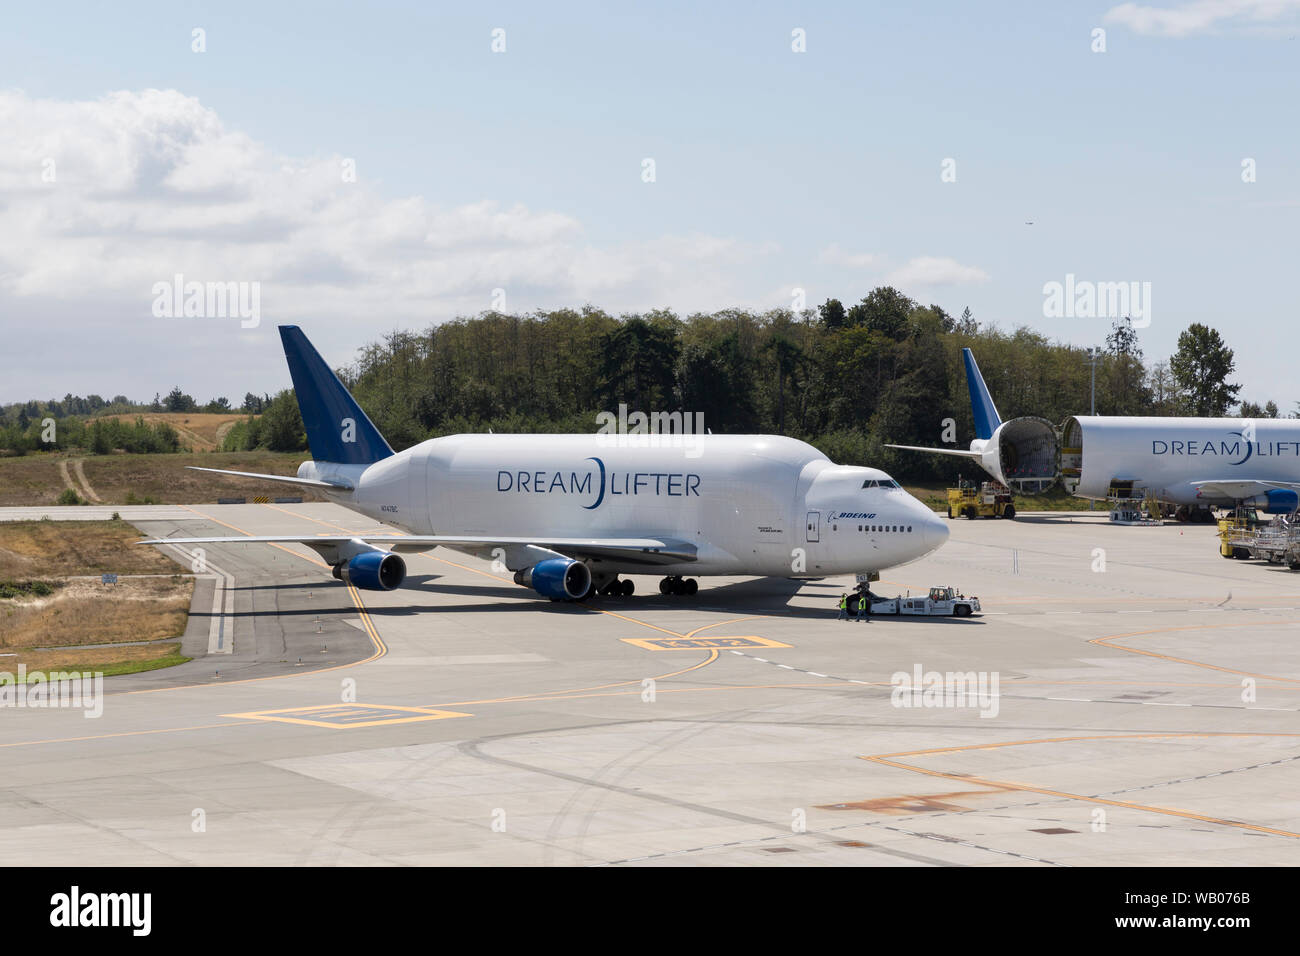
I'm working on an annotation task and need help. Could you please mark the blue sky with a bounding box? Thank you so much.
[2,1,1298,408]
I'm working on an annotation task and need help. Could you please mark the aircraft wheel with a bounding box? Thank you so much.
[847,594,860,615]
[684,578,698,596]
[659,577,671,594]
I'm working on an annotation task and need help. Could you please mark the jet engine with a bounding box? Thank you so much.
[333,550,407,590]
[1243,489,1300,514]
[513,557,592,601]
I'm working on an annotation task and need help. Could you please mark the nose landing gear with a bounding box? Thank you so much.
[659,576,698,596]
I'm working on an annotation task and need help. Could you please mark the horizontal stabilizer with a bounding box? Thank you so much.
[885,443,983,459]
[185,466,353,491]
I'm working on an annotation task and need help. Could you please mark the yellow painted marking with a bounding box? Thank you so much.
[227,703,470,728]
[860,733,1300,840]
[0,721,250,749]
[1090,622,1300,684]
[622,635,792,651]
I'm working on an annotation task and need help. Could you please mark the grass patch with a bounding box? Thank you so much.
[80,451,320,505]
[97,412,250,452]
[0,450,320,506]
[0,577,193,649]
[0,519,179,577]
[3,642,190,676]
[0,580,60,599]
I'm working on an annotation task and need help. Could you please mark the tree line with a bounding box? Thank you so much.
[3,287,1282,477]
[315,291,1272,481]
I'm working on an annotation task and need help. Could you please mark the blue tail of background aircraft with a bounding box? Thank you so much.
[279,325,394,465]
[963,348,1002,441]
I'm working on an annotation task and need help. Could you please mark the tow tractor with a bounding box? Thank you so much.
[856,585,981,617]
[946,480,1014,520]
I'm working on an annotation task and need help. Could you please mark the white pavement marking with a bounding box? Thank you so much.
[163,543,234,655]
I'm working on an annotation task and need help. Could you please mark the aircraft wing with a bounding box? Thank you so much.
[1190,479,1300,500]
[884,443,983,459]
[138,533,697,566]
[185,466,353,491]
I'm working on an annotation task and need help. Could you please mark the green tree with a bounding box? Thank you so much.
[1169,324,1240,416]
[259,390,307,451]
[846,287,914,339]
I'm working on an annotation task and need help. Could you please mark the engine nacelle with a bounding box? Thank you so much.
[981,416,1060,495]
[513,557,592,601]
[334,550,407,590]
[1244,489,1299,514]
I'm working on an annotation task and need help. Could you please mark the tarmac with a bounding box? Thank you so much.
[0,501,1297,866]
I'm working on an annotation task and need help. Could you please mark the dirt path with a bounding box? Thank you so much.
[58,458,102,503]
[72,459,102,502]
[56,459,78,498]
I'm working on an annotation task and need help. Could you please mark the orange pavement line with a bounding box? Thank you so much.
[861,732,1300,839]
[0,721,249,750]
[1090,622,1300,684]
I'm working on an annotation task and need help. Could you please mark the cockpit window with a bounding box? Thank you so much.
[862,478,901,489]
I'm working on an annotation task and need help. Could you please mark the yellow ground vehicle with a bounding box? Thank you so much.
[1218,508,1262,559]
[946,481,1014,519]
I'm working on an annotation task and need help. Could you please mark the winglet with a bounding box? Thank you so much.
[963,348,1001,441]
[279,326,394,465]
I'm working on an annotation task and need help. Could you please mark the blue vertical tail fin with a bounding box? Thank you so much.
[278,326,394,465]
[962,348,1001,441]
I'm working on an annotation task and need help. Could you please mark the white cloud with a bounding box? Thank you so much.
[884,256,989,287]
[1104,0,1300,37]
[0,88,777,333]
[818,243,877,270]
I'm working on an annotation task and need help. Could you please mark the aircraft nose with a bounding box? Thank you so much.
[917,507,949,554]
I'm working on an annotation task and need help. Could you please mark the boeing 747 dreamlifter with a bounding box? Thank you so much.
[141,326,949,601]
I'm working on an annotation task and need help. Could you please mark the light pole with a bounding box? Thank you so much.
[1085,347,1101,510]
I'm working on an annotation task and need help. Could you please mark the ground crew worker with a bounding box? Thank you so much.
[861,589,872,623]
[837,593,848,620]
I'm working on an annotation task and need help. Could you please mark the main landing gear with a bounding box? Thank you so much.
[659,576,698,596]
[597,578,635,597]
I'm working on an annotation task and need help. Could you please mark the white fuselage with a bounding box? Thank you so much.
[1062,416,1300,504]
[300,434,948,577]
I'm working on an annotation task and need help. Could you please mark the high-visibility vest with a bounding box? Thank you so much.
[839,596,847,610]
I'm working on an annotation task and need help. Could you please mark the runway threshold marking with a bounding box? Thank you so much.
[860,733,1300,840]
